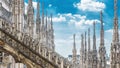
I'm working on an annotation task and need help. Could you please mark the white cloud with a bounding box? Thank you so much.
[52,14,66,23]
[49,4,52,7]
[105,29,113,33]
[32,2,37,9]
[53,13,100,29]
[25,2,28,14]
[105,29,120,33]
[74,0,106,12]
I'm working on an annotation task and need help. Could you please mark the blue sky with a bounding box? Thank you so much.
[25,0,120,57]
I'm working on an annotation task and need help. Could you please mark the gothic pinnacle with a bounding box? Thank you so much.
[88,28,90,51]
[81,34,83,48]
[100,11,104,46]
[93,22,96,50]
[113,0,119,42]
[72,34,77,63]
[50,13,53,31]
[73,34,76,49]
[36,0,40,21]
[85,32,87,54]
[99,11,106,68]
[28,0,33,7]
[42,2,44,29]
[46,11,48,30]
[36,0,40,34]
[114,0,117,18]
[80,34,84,68]
[27,0,34,36]
[81,34,84,50]
[81,33,84,58]
[100,11,103,30]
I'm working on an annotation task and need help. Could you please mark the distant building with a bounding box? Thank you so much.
[68,55,80,64]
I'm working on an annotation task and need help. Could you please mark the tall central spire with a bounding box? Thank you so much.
[113,0,119,42]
